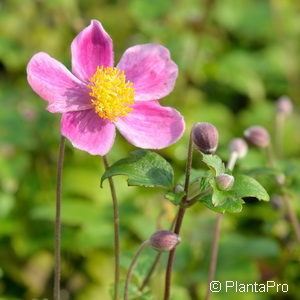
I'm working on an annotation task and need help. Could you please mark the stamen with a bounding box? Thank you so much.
[88,66,135,122]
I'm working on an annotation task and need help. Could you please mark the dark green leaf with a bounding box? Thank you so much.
[101,150,174,188]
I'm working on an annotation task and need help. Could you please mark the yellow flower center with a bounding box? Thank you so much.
[88,66,135,122]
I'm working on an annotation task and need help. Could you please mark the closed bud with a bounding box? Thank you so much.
[174,185,184,193]
[276,96,293,115]
[150,230,181,252]
[271,195,283,210]
[215,174,234,191]
[192,122,219,154]
[229,138,248,158]
[244,126,270,148]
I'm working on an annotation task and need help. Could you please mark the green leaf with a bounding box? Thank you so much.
[212,187,228,206]
[232,175,269,201]
[200,193,244,214]
[165,190,186,205]
[101,150,174,188]
[199,175,213,192]
[201,154,225,176]
[178,168,209,186]
[199,174,269,213]
[243,167,281,177]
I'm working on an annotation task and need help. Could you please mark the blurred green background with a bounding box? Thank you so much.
[1,0,300,299]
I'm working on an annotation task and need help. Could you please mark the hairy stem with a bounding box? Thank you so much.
[54,136,65,300]
[124,241,149,300]
[275,113,285,158]
[164,131,194,300]
[103,156,120,300]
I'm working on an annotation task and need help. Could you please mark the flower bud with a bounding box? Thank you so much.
[229,138,248,158]
[271,195,283,210]
[150,230,181,252]
[174,185,184,193]
[244,126,270,148]
[192,122,219,154]
[215,174,234,191]
[276,96,293,115]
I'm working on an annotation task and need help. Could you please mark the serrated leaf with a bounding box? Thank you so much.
[101,150,174,188]
[232,175,269,201]
[165,191,186,205]
[201,154,225,176]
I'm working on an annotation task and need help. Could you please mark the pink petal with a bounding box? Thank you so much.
[61,109,116,155]
[71,20,114,82]
[27,52,92,113]
[115,101,185,149]
[117,44,178,101]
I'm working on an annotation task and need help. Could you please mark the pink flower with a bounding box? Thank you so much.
[27,20,185,155]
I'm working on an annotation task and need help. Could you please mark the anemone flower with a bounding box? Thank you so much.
[27,20,185,155]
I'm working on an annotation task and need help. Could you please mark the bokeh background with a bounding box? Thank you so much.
[1,0,300,299]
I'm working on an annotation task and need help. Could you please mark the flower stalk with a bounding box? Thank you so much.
[54,135,66,300]
[164,130,194,300]
[205,213,223,300]
[124,240,150,300]
[103,156,120,300]
[266,145,300,244]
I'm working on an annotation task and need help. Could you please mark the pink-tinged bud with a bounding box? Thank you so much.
[150,230,181,252]
[229,138,248,158]
[276,96,293,115]
[192,122,219,154]
[215,174,234,191]
[244,126,270,148]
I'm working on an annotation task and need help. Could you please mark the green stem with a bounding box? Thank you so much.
[54,136,65,300]
[204,150,237,300]
[124,241,149,300]
[204,213,223,300]
[103,156,120,300]
[226,151,238,172]
[139,252,162,292]
[275,113,285,158]
[185,188,212,208]
[266,145,300,244]
[164,131,194,300]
